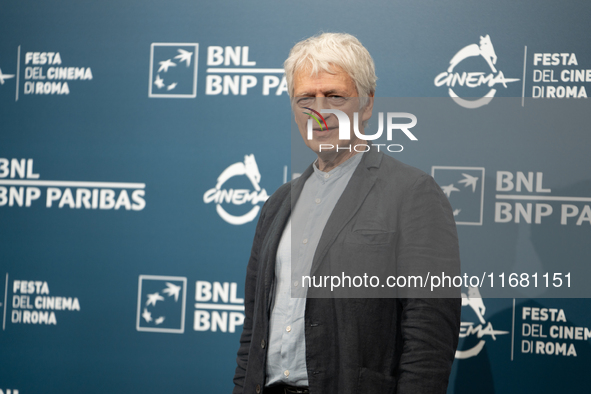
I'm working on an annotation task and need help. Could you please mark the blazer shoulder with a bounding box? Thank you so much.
[377,153,432,187]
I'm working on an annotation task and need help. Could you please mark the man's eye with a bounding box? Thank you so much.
[297,97,314,106]
[328,96,346,105]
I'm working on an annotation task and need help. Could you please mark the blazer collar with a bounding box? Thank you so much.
[293,147,382,198]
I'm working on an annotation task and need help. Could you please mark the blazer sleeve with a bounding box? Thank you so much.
[232,200,268,394]
[395,174,461,394]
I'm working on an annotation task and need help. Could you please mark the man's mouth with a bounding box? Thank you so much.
[313,127,335,132]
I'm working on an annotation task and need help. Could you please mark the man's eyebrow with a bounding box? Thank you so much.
[296,89,346,97]
[323,89,342,95]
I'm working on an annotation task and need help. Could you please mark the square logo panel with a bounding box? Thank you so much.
[432,166,485,226]
[136,275,187,333]
[148,43,198,98]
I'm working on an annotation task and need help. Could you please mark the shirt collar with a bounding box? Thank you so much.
[312,152,364,182]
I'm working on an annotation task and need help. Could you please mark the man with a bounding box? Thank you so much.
[233,32,461,394]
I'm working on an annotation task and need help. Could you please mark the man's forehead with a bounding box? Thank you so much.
[293,64,356,96]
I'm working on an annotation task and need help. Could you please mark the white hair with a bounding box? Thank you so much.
[284,32,377,102]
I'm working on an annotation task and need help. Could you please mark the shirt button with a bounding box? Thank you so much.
[293,281,298,287]
[302,238,308,244]
[284,370,290,377]
[256,384,261,393]
[315,198,321,204]
[286,325,292,332]
[324,173,330,179]
[261,339,266,349]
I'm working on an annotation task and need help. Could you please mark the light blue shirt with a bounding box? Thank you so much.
[266,153,363,386]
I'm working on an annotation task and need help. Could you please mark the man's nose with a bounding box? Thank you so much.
[308,98,331,120]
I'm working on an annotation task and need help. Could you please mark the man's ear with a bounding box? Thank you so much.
[362,93,375,123]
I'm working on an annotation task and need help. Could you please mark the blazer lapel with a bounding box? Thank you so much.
[291,164,314,207]
[310,149,383,276]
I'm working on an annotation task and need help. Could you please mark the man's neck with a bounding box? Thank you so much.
[315,147,364,172]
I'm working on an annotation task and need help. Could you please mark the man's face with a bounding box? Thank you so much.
[292,65,373,156]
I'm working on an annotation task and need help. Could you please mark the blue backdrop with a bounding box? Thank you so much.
[1,1,590,393]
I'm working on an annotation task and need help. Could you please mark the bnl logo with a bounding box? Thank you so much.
[149,43,199,98]
[136,275,187,333]
[432,166,485,225]
[194,281,245,333]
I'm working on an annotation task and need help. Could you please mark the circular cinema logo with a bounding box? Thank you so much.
[203,154,269,225]
[434,35,519,109]
[456,287,509,359]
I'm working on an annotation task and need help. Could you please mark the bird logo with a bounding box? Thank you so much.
[441,184,460,198]
[154,58,179,91]
[174,49,193,66]
[153,74,165,89]
[149,43,198,98]
[458,173,479,192]
[142,283,182,325]
[158,59,176,73]
[146,292,164,307]
[432,167,485,225]
[162,282,182,301]
[137,276,186,332]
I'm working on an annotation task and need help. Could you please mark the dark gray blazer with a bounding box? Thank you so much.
[233,148,461,394]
